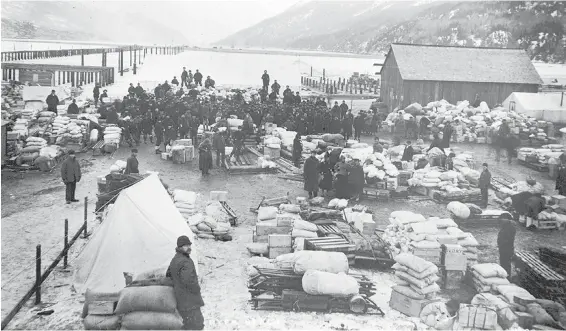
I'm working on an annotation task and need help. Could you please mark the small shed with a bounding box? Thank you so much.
[503,92,566,124]
[380,44,544,111]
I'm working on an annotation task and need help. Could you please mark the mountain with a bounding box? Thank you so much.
[1,1,188,45]
[216,1,566,63]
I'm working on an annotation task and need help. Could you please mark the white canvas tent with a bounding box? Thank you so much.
[503,92,566,124]
[73,174,198,293]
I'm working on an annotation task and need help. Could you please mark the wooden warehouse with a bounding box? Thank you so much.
[379,43,544,111]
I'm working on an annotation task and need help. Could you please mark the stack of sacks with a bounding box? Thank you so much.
[24,137,48,151]
[21,105,40,120]
[361,152,399,183]
[328,198,348,210]
[446,227,478,266]
[173,189,197,220]
[470,263,509,293]
[190,202,231,240]
[104,126,122,145]
[82,288,121,330]
[114,285,183,330]
[408,220,442,265]
[52,116,70,137]
[57,105,67,116]
[64,121,85,142]
[38,111,56,126]
[382,211,427,256]
[12,118,29,136]
[392,253,440,302]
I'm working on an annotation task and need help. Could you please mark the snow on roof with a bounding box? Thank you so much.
[389,43,544,85]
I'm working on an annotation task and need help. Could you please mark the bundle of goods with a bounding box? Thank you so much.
[104,126,122,145]
[389,253,441,317]
[37,111,56,126]
[173,189,198,220]
[328,198,348,210]
[12,118,29,137]
[361,152,399,184]
[270,127,299,152]
[343,208,376,236]
[60,120,87,143]
[518,145,564,165]
[21,104,41,121]
[113,284,183,330]
[16,136,49,166]
[381,211,478,268]
[187,201,231,240]
[1,83,24,111]
[256,156,277,169]
[52,116,71,137]
[470,263,510,293]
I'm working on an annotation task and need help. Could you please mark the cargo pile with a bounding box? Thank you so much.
[518,145,565,165]
[37,111,56,126]
[389,253,440,316]
[1,83,24,111]
[104,125,122,146]
[381,211,478,267]
[392,99,559,146]
[12,118,29,137]
[173,189,198,220]
[187,202,231,240]
[470,263,510,293]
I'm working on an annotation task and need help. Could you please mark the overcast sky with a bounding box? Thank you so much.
[120,0,302,45]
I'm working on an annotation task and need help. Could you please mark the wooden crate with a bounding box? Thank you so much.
[363,187,390,201]
[304,237,356,265]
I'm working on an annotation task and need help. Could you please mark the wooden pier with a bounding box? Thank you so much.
[1,63,115,87]
[301,75,380,97]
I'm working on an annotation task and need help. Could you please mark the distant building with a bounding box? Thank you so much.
[379,43,544,111]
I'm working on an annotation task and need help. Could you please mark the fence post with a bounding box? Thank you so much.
[35,245,41,304]
[310,66,312,76]
[82,197,89,238]
[64,219,69,268]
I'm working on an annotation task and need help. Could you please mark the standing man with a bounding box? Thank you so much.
[171,76,180,86]
[93,85,100,107]
[135,83,144,98]
[271,80,280,95]
[193,70,203,87]
[442,121,453,149]
[167,235,204,330]
[181,67,189,88]
[353,113,364,141]
[188,70,194,86]
[401,140,414,162]
[348,158,364,202]
[212,129,226,168]
[261,70,270,90]
[497,219,516,279]
[303,150,320,199]
[479,162,491,208]
[46,90,60,114]
[205,76,215,89]
[339,101,348,120]
[331,101,340,118]
[61,150,81,204]
[190,116,199,147]
[125,149,139,174]
[294,92,301,104]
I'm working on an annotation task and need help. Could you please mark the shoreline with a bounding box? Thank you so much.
[2,38,383,61]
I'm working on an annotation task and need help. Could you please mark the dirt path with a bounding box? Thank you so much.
[2,134,564,329]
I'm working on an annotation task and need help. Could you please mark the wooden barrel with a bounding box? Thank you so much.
[349,295,367,313]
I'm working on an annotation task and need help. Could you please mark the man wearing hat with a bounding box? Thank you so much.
[61,150,81,204]
[46,89,60,114]
[125,149,139,174]
[167,235,204,330]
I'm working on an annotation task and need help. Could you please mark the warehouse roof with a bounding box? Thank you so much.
[387,43,544,85]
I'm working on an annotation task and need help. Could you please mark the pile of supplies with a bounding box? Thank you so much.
[12,118,29,137]
[517,145,564,165]
[381,210,479,268]
[104,125,122,145]
[389,253,441,317]
[186,198,231,241]
[470,263,510,293]
[37,111,56,126]
[173,189,198,220]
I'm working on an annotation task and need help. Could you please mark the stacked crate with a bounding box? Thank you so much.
[439,244,467,289]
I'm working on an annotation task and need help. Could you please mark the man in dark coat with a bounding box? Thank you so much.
[171,76,180,86]
[261,70,270,90]
[128,83,135,95]
[497,219,516,278]
[401,140,414,162]
[271,80,281,95]
[46,90,59,113]
[135,83,144,98]
[442,121,453,148]
[331,102,340,118]
[154,117,165,153]
[125,149,139,174]
[204,76,215,89]
[348,158,365,202]
[303,151,320,198]
[479,163,491,208]
[61,150,81,204]
[142,113,153,143]
[167,235,204,330]
[181,67,189,88]
[353,114,364,141]
[268,91,277,103]
[193,70,203,87]
[292,133,303,167]
[339,101,348,120]
[557,164,566,195]
[294,92,301,104]
[342,110,353,140]
[99,89,108,104]
[93,85,100,107]
[67,99,80,114]
[212,129,226,168]
[259,88,268,103]
[373,137,383,153]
